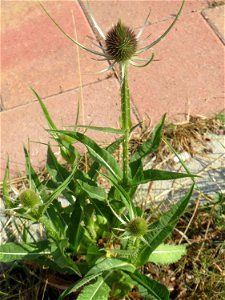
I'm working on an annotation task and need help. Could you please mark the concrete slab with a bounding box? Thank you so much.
[127,12,225,123]
[1,1,108,110]
[202,4,225,44]
[0,78,123,181]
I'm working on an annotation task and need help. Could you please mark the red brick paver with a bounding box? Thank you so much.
[0,78,122,179]
[1,1,107,109]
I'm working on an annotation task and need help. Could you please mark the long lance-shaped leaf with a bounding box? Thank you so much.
[130,270,170,300]
[24,146,43,191]
[88,135,124,180]
[135,184,194,266]
[50,130,123,181]
[58,274,100,300]
[77,276,110,300]
[68,124,125,134]
[3,157,13,209]
[86,257,136,276]
[130,169,196,186]
[40,164,77,214]
[0,241,51,263]
[31,87,57,131]
[136,0,185,54]
[130,114,166,163]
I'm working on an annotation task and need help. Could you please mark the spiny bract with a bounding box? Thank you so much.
[105,20,138,63]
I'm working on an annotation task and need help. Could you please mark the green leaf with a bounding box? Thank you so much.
[51,241,81,276]
[58,274,100,300]
[130,270,170,300]
[136,184,194,266]
[148,243,186,265]
[67,197,83,252]
[0,241,50,263]
[3,157,13,209]
[130,169,196,185]
[71,124,124,134]
[78,180,107,201]
[24,146,43,191]
[77,276,110,300]
[31,88,57,131]
[40,164,77,214]
[87,258,136,276]
[46,144,70,182]
[88,135,124,180]
[50,130,123,181]
[131,114,166,163]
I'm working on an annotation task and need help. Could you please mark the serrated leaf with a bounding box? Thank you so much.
[131,114,166,163]
[136,184,194,266]
[130,271,170,300]
[72,124,124,134]
[78,180,107,201]
[77,276,110,300]
[50,130,123,181]
[148,243,186,264]
[0,241,50,263]
[46,144,70,182]
[58,274,100,300]
[87,258,136,276]
[130,169,196,186]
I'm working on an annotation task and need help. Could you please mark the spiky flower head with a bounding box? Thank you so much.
[105,20,138,63]
[19,189,40,208]
[126,217,148,237]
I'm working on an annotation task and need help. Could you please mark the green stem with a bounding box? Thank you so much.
[120,62,131,186]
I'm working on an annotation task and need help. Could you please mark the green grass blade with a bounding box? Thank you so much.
[130,114,166,163]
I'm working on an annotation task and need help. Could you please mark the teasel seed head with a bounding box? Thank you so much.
[127,217,148,237]
[105,20,138,63]
[19,189,41,208]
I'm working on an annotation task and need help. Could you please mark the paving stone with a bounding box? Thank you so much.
[202,4,225,44]
[81,0,208,34]
[127,12,225,123]
[1,1,107,109]
[0,78,124,181]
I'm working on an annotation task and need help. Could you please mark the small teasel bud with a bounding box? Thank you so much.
[105,20,138,63]
[19,189,41,208]
[127,217,148,237]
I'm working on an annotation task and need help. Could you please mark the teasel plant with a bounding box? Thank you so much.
[39,0,185,187]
